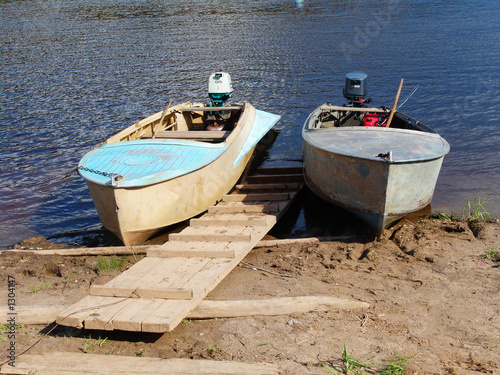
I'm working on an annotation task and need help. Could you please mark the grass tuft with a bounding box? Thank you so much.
[462,196,492,221]
[479,249,498,260]
[30,281,53,293]
[379,354,411,375]
[320,345,413,374]
[342,343,373,374]
[96,255,127,271]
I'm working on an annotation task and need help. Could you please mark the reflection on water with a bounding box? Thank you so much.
[1,0,499,247]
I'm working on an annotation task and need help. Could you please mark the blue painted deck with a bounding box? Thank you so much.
[78,140,227,187]
[233,110,281,167]
[79,108,280,188]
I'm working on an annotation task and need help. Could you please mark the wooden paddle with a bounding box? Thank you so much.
[385,78,404,128]
[152,99,173,139]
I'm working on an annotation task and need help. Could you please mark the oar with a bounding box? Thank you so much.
[385,78,404,128]
[152,99,173,139]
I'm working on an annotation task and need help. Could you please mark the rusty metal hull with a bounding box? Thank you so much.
[302,106,450,235]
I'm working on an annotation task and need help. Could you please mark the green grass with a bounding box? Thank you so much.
[431,195,494,222]
[430,211,457,221]
[82,336,109,353]
[462,196,492,221]
[207,345,220,353]
[133,348,146,357]
[378,355,411,375]
[479,249,498,260]
[342,343,372,374]
[30,281,53,293]
[320,345,413,374]
[96,255,127,271]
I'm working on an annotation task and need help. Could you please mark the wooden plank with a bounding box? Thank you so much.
[153,130,230,140]
[190,213,270,227]
[257,235,357,247]
[0,352,278,375]
[111,298,166,332]
[234,182,300,191]
[256,166,304,175]
[208,203,279,214]
[2,233,362,258]
[100,257,183,290]
[169,232,251,242]
[141,258,234,332]
[144,226,277,331]
[169,225,253,242]
[54,168,304,333]
[245,173,304,184]
[149,241,249,259]
[89,285,193,300]
[140,299,193,333]
[189,296,370,318]
[178,106,242,112]
[148,241,236,258]
[2,295,368,326]
[157,258,212,290]
[110,258,190,290]
[222,192,290,202]
[0,245,151,256]
[84,297,136,331]
[184,258,239,297]
[319,104,387,113]
[56,295,111,328]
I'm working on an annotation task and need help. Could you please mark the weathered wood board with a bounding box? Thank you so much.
[1,296,370,325]
[56,167,305,333]
[0,352,278,375]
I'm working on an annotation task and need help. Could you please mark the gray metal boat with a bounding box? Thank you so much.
[302,73,450,235]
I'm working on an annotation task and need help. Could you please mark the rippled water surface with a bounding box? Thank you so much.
[1,0,499,247]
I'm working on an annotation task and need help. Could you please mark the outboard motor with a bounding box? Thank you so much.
[206,72,233,130]
[208,72,233,107]
[343,72,370,107]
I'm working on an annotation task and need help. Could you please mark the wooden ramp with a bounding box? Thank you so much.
[57,167,304,333]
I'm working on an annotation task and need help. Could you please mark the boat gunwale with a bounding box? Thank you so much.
[79,103,254,188]
[302,106,450,164]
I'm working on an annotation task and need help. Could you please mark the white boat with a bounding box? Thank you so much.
[302,73,450,235]
[78,73,280,245]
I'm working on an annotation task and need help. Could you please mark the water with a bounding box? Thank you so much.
[1,0,499,248]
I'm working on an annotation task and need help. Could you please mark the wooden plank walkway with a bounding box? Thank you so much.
[57,166,304,333]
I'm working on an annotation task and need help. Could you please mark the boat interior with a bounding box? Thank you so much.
[311,106,434,133]
[108,103,245,144]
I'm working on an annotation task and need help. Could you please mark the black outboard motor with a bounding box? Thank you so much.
[343,72,370,107]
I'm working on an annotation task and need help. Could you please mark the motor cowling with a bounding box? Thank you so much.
[343,72,369,107]
[208,72,233,107]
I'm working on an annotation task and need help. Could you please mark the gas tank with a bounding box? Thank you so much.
[363,113,388,127]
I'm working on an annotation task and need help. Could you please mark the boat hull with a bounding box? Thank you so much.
[303,143,445,234]
[79,102,280,245]
[85,146,254,245]
[302,106,449,235]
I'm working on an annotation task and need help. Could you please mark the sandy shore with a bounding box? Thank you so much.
[1,218,499,374]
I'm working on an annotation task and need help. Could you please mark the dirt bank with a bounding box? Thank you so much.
[1,218,499,374]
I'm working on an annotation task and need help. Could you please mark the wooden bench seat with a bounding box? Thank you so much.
[143,130,231,141]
